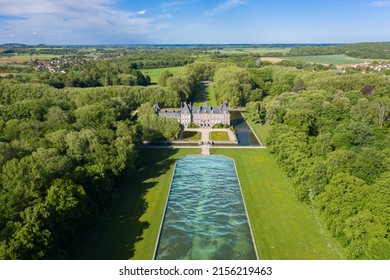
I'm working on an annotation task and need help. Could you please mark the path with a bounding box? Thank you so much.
[200,128,210,155]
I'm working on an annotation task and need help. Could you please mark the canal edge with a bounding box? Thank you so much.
[233,159,260,260]
[152,160,178,260]
[240,112,265,148]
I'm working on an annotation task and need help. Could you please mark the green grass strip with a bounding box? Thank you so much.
[211,148,343,259]
[206,83,218,106]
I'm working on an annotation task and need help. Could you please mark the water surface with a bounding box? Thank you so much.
[155,155,257,260]
[230,111,261,146]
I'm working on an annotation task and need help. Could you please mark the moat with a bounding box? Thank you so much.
[230,111,262,146]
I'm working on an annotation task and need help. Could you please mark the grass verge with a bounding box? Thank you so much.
[211,148,343,259]
[68,148,200,260]
[242,113,271,145]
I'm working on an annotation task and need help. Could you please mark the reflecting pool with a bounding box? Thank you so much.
[155,155,257,260]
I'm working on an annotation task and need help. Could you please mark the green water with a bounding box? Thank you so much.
[155,155,257,260]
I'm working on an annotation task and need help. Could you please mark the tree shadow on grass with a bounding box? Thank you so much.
[190,82,206,105]
[68,148,179,260]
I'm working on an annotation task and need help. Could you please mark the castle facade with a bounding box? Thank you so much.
[155,102,230,128]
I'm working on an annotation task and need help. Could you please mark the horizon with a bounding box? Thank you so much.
[1,1,390,45]
[2,41,390,47]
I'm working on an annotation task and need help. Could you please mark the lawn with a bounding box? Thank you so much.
[69,146,343,260]
[211,148,343,259]
[210,131,229,141]
[191,82,218,107]
[206,83,218,106]
[141,66,183,83]
[68,148,200,260]
[181,131,201,141]
[282,54,365,65]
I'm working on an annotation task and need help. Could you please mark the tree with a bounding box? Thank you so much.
[246,101,265,124]
[314,173,369,243]
[158,70,173,86]
[373,97,390,128]
[213,66,254,106]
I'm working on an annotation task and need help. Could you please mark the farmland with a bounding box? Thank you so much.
[209,47,291,55]
[282,54,366,65]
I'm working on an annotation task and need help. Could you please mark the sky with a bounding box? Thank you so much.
[0,0,390,45]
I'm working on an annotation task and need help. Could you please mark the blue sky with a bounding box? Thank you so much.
[0,0,390,44]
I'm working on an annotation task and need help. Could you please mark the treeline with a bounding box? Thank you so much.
[4,60,151,89]
[164,60,336,107]
[115,51,195,69]
[0,81,181,259]
[288,42,390,59]
[246,65,390,259]
[1,51,196,89]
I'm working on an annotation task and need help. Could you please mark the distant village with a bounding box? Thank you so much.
[339,60,390,73]
[32,56,108,73]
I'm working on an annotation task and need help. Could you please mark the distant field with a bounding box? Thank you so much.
[210,47,291,55]
[0,73,13,77]
[282,54,365,65]
[0,54,60,64]
[141,66,184,83]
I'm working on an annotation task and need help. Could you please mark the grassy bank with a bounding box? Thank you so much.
[242,112,271,145]
[69,148,200,260]
[211,148,343,259]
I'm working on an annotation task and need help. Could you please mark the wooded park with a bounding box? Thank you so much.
[0,44,389,260]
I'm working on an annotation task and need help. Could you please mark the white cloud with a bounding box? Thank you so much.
[370,1,390,7]
[0,0,163,44]
[161,1,184,8]
[204,0,247,17]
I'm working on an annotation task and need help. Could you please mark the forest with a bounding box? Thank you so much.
[246,66,390,259]
[287,42,390,59]
[0,45,389,259]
